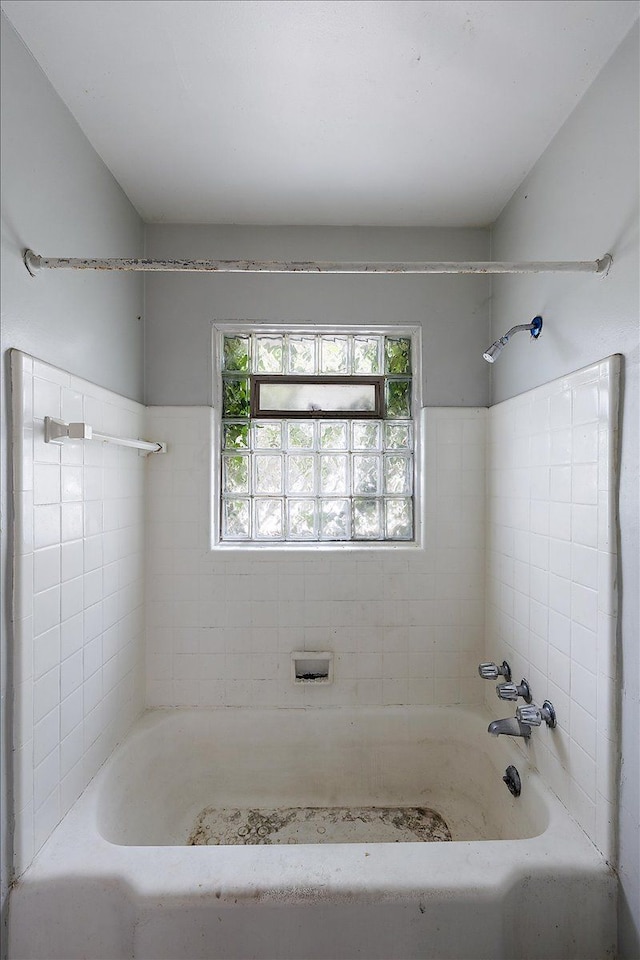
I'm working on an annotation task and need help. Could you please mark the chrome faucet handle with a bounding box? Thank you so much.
[478,660,511,682]
[516,700,556,729]
[496,679,532,703]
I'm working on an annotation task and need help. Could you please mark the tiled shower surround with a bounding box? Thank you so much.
[12,355,619,879]
[485,357,619,859]
[11,352,146,874]
[145,406,487,709]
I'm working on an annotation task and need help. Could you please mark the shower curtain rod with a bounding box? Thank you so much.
[23,249,613,277]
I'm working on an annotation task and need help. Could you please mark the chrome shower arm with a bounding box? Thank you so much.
[503,322,538,340]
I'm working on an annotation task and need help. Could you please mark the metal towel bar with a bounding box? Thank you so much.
[44,417,166,454]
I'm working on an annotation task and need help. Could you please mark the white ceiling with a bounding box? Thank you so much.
[2,0,638,226]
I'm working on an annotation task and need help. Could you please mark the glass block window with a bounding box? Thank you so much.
[218,330,417,543]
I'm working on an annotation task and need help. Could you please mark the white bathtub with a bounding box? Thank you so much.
[10,706,616,959]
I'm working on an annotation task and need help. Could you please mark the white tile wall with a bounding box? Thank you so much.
[485,357,619,859]
[145,406,487,710]
[17,361,616,867]
[11,351,146,875]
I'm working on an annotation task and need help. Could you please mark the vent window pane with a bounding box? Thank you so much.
[255,379,380,417]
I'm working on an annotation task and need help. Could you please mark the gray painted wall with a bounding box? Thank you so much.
[491,23,639,958]
[144,225,491,407]
[0,16,144,955]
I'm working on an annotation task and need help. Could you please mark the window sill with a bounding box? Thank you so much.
[210,539,423,555]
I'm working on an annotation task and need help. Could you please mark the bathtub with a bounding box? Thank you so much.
[10,705,615,959]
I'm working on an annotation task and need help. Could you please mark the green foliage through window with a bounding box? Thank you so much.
[222,378,250,417]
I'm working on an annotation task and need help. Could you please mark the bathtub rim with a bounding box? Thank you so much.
[12,703,613,908]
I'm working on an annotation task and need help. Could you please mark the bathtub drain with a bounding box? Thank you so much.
[187,806,451,845]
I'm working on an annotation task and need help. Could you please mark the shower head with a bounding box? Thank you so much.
[483,316,543,363]
[483,338,508,363]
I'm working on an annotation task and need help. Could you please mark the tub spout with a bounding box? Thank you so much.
[488,716,532,739]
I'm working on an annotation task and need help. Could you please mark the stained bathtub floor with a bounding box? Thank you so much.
[187,806,452,845]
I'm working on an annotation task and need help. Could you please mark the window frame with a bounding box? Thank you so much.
[251,375,385,419]
[212,323,423,551]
